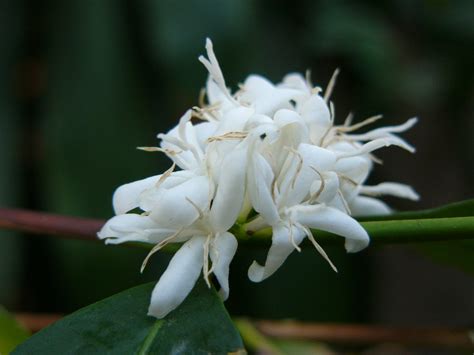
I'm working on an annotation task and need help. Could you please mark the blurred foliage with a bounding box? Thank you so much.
[0,0,25,309]
[0,0,472,328]
[0,306,29,353]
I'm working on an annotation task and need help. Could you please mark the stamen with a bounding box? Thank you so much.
[369,153,383,165]
[329,101,335,122]
[305,69,313,89]
[343,112,354,127]
[308,167,326,203]
[338,173,358,187]
[192,102,221,121]
[324,68,340,102]
[155,163,176,188]
[136,146,182,155]
[185,196,204,219]
[289,222,301,252]
[178,110,192,143]
[207,237,217,276]
[203,233,212,288]
[338,115,382,133]
[302,225,338,273]
[207,131,248,142]
[337,190,352,215]
[271,177,278,200]
[285,147,303,190]
[198,88,206,108]
[318,126,334,147]
[140,228,183,273]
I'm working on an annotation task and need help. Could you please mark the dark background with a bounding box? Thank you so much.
[1,0,473,329]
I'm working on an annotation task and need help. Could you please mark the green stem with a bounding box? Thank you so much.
[248,216,474,246]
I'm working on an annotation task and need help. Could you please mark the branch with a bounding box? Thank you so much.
[0,207,473,246]
[254,320,474,350]
[0,208,102,241]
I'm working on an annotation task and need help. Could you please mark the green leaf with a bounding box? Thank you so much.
[13,280,244,354]
[0,306,30,354]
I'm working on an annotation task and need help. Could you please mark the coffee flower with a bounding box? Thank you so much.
[98,38,418,318]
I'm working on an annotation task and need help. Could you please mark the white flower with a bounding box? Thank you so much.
[98,38,419,319]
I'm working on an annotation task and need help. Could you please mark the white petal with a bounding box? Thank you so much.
[148,236,206,319]
[214,106,254,135]
[273,109,309,144]
[294,144,337,203]
[350,196,392,217]
[336,137,415,159]
[346,117,418,141]
[279,144,337,206]
[199,38,236,105]
[139,170,196,211]
[333,155,371,185]
[299,94,330,124]
[97,214,172,244]
[280,72,311,94]
[149,175,210,228]
[210,232,238,300]
[159,126,196,170]
[291,204,369,253]
[360,182,419,201]
[113,175,161,214]
[241,75,300,115]
[210,143,248,232]
[309,171,339,203]
[248,223,305,282]
[300,95,332,144]
[206,76,233,110]
[194,121,218,146]
[247,152,280,225]
[299,143,337,171]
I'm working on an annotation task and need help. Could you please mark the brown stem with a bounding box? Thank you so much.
[255,320,474,350]
[0,208,103,241]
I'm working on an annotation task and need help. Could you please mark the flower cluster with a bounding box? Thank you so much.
[98,39,418,319]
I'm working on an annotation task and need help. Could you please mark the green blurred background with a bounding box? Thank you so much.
[1,0,473,327]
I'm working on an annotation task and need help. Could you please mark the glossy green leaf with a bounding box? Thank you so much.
[13,280,244,354]
[0,306,30,354]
